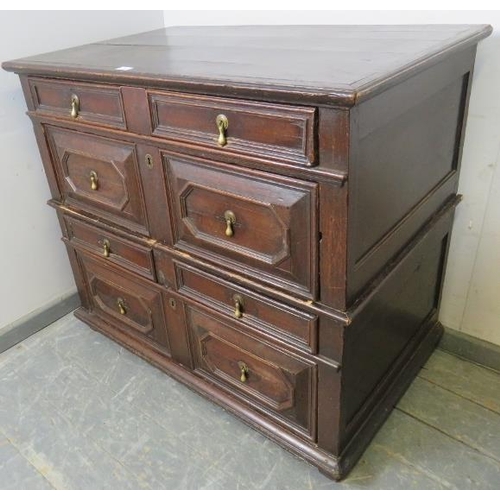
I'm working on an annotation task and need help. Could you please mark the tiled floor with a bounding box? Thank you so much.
[1,313,500,489]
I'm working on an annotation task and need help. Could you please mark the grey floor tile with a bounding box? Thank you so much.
[180,415,261,465]
[0,434,54,490]
[76,393,194,466]
[3,339,70,388]
[0,342,30,373]
[6,398,150,490]
[420,350,500,414]
[120,439,212,489]
[373,409,500,489]
[100,343,166,398]
[209,430,341,490]
[398,376,500,462]
[341,444,445,490]
[18,314,81,353]
[60,328,122,383]
[0,359,46,431]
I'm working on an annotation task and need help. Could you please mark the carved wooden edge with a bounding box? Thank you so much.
[61,212,156,281]
[2,60,356,108]
[2,24,491,108]
[354,25,491,104]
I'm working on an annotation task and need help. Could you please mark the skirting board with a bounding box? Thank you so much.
[0,290,80,354]
[440,327,500,374]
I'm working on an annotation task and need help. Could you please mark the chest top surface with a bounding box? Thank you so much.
[2,24,491,106]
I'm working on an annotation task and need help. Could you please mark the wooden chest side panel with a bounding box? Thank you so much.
[340,204,456,448]
[347,47,475,304]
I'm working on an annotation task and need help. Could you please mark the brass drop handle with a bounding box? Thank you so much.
[233,294,243,319]
[90,171,98,191]
[224,210,236,237]
[70,94,80,119]
[216,114,228,147]
[102,239,110,258]
[238,361,249,383]
[117,298,127,315]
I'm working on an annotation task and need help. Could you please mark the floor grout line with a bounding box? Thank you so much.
[368,442,456,490]
[377,445,456,489]
[416,372,500,416]
[2,390,160,490]
[434,348,500,376]
[0,427,59,490]
[394,407,500,466]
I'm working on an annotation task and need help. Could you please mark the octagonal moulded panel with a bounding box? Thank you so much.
[45,126,149,235]
[163,152,318,299]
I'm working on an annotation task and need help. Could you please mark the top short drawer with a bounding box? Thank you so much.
[28,78,126,129]
[148,91,317,167]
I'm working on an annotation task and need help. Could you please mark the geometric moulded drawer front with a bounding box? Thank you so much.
[187,305,317,440]
[173,260,318,353]
[149,90,317,167]
[28,77,126,129]
[77,250,170,354]
[63,214,156,281]
[164,152,318,299]
[45,126,149,235]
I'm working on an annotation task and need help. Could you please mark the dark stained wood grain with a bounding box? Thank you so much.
[121,86,152,135]
[163,151,318,299]
[171,258,318,354]
[63,213,156,280]
[153,242,350,325]
[75,248,171,355]
[44,125,150,235]
[149,90,317,166]
[28,77,126,129]
[346,45,476,306]
[186,304,317,440]
[3,25,491,106]
[27,111,346,183]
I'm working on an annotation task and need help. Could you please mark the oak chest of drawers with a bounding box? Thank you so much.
[3,24,492,480]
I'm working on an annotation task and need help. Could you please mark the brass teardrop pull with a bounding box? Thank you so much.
[117,298,127,315]
[238,361,249,383]
[89,171,98,191]
[70,94,80,119]
[233,294,244,319]
[216,114,228,147]
[224,210,236,237]
[102,239,110,258]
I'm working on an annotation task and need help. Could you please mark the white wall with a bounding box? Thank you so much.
[164,10,500,346]
[0,11,164,331]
